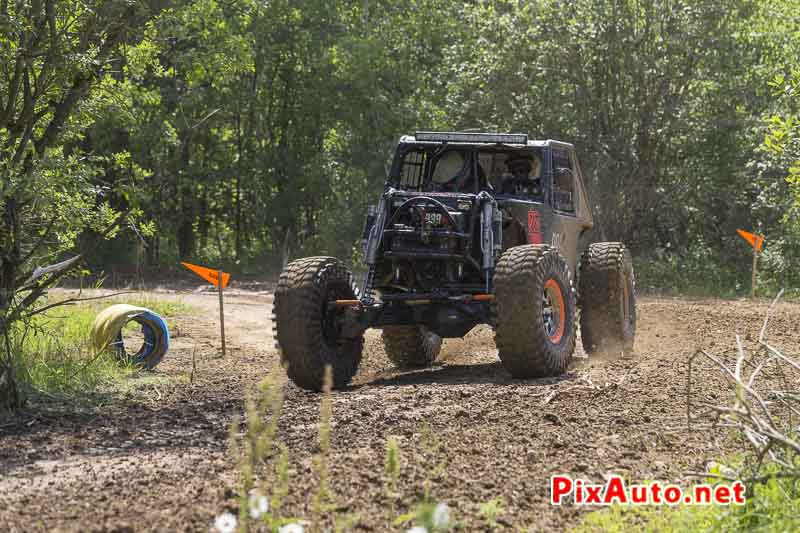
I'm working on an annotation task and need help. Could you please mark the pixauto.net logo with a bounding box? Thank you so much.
[550,475,746,506]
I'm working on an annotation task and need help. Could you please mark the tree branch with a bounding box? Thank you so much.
[21,291,134,320]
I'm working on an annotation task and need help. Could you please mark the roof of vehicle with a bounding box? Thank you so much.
[399,132,574,151]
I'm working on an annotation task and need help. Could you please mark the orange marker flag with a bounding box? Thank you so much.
[181,262,230,288]
[736,229,765,252]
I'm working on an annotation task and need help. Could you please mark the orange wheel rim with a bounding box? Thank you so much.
[543,279,565,343]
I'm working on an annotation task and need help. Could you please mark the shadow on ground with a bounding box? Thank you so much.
[359,361,575,388]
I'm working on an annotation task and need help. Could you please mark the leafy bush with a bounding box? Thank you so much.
[0,2,157,409]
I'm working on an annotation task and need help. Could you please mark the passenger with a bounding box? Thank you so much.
[501,155,541,197]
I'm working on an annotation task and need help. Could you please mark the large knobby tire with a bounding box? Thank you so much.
[494,245,577,378]
[578,242,636,356]
[273,257,363,391]
[381,326,442,368]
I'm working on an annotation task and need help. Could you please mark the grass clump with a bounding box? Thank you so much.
[229,373,297,532]
[10,292,191,404]
[222,369,519,532]
[478,497,506,530]
[227,368,357,533]
[573,504,718,533]
[384,435,402,524]
[573,476,800,533]
[391,422,458,532]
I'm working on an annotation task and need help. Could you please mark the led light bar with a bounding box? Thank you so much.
[414,131,528,144]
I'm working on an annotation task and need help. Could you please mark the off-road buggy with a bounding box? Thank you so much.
[274,132,636,390]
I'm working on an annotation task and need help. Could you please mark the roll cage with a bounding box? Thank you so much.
[388,137,567,198]
[387,136,592,227]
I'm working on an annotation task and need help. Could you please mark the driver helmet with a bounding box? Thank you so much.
[432,151,465,183]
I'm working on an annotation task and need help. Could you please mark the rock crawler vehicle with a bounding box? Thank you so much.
[274,132,636,390]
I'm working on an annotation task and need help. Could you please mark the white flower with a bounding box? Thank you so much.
[214,512,237,533]
[249,491,269,519]
[407,527,429,533]
[278,523,305,533]
[432,503,450,529]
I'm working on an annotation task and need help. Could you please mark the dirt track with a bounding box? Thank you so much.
[2,291,799,531]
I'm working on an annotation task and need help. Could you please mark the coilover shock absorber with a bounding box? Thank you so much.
[361,190,392,305]
[478,191,501,293]
[360,264,377,305]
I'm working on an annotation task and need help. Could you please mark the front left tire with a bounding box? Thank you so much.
[273,256,363,390]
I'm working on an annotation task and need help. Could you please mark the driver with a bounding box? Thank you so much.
[501,155,541,197]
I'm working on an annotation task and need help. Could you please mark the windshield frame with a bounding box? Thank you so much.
[389,142,547,199]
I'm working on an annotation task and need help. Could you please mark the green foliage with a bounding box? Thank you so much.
[573,503,720,533]
[221,366,531,531]
[403,500,453,532]
[229,373,301,532]
[634,248,744,298]
[72,0,800,299]
[478,497,507,530]
[448,0,756,241]
[228,367,363,532]
[384,435,402,523]
[0,1,151,278]
[86,0,464,273]
[574,470,800,533]
[736,473,800,531]
[756,68,800,292]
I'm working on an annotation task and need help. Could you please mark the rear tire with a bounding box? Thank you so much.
[494,245,577,378]
[273,257,363,391]
[578,242,636,356]
[381,326,442,368]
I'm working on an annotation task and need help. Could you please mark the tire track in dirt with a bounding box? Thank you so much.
[1,293,799,531]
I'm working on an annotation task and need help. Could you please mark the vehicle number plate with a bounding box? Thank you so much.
[425,213,443,225]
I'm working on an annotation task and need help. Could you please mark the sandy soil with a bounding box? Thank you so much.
[1,290,799,531]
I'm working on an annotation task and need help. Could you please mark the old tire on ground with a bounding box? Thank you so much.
[273,256,363,391]
[494,244,577,378]
[578,242,636,356]
[381,326,442,368]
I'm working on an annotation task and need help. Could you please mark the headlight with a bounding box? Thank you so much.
[457,200,472,211]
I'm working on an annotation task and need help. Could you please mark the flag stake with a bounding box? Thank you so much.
[736,229,764,300]
[218,269,226,357]
[180,262,230,356]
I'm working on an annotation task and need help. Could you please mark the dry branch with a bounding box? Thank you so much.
[685,291,800,490]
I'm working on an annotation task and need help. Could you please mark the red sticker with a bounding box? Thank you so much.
[527,210,542,244]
